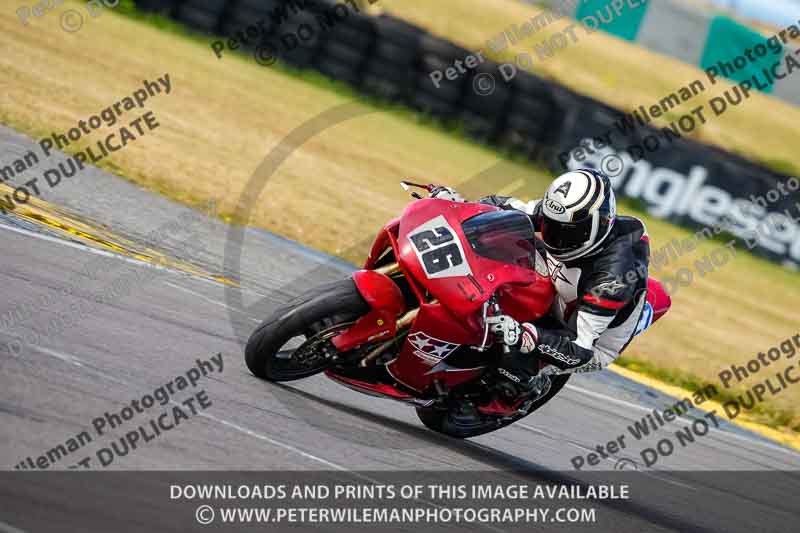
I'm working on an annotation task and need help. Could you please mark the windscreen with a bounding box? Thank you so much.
[461,210,538,270]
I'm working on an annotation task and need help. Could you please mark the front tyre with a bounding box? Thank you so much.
[245,279,370,381]
[416,374,570,438]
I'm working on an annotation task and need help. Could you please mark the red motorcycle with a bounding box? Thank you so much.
[246,182,670,438]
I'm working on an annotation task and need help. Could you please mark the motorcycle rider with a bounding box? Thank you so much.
[432,168,652,400]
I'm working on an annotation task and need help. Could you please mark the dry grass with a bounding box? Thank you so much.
[1,2,532,258]
[1,2,800,434]
[379,0,800,172]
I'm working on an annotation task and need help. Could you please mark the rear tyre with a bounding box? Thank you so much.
[245,279,370,381]
[416,374,570,438]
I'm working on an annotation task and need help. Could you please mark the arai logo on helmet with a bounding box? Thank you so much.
[544,198,566,215]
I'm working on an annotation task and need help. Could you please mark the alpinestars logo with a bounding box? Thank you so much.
[498,368,521,383]
[408,331,460,365]
[538,344,582,366]
[594,279,626,296]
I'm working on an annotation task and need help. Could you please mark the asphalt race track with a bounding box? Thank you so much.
[1,125,800,532]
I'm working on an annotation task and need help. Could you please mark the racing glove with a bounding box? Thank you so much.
[490,314,596,372]
[486,315,538,353]
[429,186,465,202]
[486,315,543,394]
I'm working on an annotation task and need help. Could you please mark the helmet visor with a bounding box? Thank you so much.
[541,216,593,254]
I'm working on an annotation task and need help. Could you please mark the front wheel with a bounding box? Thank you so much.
[245,279,370,381]
[416,374,570,438]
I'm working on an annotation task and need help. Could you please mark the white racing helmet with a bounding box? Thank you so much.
[539,169,616,262]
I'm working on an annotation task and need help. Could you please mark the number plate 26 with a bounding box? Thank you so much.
[407,216,472,279]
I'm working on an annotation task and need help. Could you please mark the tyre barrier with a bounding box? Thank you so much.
[136,0,799,268]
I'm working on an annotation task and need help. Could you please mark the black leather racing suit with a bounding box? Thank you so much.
[480,196,651,374]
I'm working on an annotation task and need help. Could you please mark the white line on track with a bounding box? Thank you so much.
[561,383,800,458]
[162,281,261,324]
[513,420,702,487]
[0,520,29,533]
[2,224,395,472]
[0,219,285,305]
[198,413,348,470]
[27,345,350,470]
[0,223,224,288]
[31,345,86,369]
[24,345,505,533]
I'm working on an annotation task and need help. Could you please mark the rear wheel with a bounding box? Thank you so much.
[245,279,370,381]
[415,374,570,438]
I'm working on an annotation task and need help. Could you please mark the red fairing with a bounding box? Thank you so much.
[325,371,414,401]
[387,302,485,392]
[351,270,405,315]
[330,197,557,396]
[646,278,671,323]
[330,271,405,352]
[386,199,554,392]
[365,217,400,269]
[496,281,554,323]
[396,199,553,321]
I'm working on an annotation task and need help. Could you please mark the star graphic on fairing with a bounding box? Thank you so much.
[409,334,431,351]
[407,332,462,365]
[430,343,454,357]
